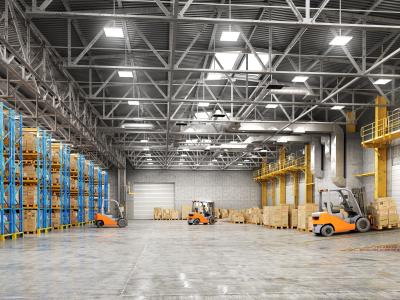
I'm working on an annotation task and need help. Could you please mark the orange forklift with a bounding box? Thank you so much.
[312,188,370,237]
[95,199,127,228]
[187,200,216,225]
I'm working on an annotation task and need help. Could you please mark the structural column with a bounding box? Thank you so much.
[118,168,127,215]
[293,172,299,208]
[305,144,314,203]
[261,162,267,207]
[374,96,387,198]
[271,178,276,206]
[278,147,286,204]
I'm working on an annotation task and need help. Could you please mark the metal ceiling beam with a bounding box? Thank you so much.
[26,11,400,32]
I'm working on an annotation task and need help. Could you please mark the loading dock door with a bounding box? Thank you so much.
[132,183,175,219]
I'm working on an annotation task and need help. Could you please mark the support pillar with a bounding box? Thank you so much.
[271,178,276,206]
[305,144,314,203]
[278,147,286,204]
[374,96,387,199]
[261,182,267,207]
[293,172,299,208]
[118,167,127,216]
[346,111,356,133]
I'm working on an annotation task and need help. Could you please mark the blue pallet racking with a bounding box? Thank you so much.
[97,167,103,213]
[103,170,108,214]
[0,104,23,240]
[35,129,52,234]
[88,160,95,221]
[62,145,71,226]
[77,154,85,223]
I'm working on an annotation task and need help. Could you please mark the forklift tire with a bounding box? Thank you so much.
[356,217,370,233]
[117,218,128,228]
[320,224,334,237]
[193,219,200,225]
[96,220,104,228]
[209,217,215,225]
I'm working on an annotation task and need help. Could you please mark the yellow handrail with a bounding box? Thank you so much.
[253,155,306,179]
[361,109,400,143]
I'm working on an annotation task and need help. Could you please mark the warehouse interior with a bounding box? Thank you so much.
[1,0,400,298]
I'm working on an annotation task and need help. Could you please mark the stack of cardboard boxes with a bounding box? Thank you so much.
[23,186,37,206]
[297,203,318,231]
[230,211,245,223]
[153,207,162,220]
[23,165,36,178]
[23,210,37,232]
[52,194,60,207]
[22,131,36,152]
[162,208,171,220]
[369,197,399,229]
[220,209,229,219]
[71,211,78,224]
[71,196,78,208]
[52,212,60,228]
[170,209,180,220]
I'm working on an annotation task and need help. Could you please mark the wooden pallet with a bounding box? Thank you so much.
[271,225,289,230]
[291,226,298,230]
[298,227,313,232]
[23,204,38,209]
[232,221,245,224]
[372,223,399,231]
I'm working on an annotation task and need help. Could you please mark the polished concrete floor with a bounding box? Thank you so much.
[1,220,400,299]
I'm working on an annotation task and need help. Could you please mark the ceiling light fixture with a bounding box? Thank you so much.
[220,0,240,42]
[331,105,345,110]
[237,163,243,166]
[104,27,124,38]
[292,76,309,83]
[329,36,353,46]
[182,148,190,151]
[330,0,352,46]
[128,100,139,106]
[143,146,150,151]
[265,103,279,109]
[220,31,240,42]
[146,158,152,161]
[118,71,133,78]
[181,154,188,157]
[374,79,392,85]
[147,162,154,165]
[140,139,148,143]
[121,123,154,129]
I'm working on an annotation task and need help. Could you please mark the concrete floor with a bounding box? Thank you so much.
[1,221,400,299]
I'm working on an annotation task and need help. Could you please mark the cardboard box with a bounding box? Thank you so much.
[70,154,79,170]
[298,203,318,230]
[71,196,78,207]
[52,173,61,184]
[52,213,60,227]
[220,209,229,219]
[23,210,37,232]
[231,212,244,223]
[71,211,78,224]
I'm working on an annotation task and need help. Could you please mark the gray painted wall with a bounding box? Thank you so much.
[126,170,261,213]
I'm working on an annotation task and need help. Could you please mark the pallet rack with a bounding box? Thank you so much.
[97,167,103,213]
[62,144,71,227]
[88,160,95,221]
[0,104,23,240]
[103,170,108,214]
[77,154,85,223]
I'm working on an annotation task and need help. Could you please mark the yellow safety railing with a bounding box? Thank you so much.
[361,109,400,145]
[253,155,306,179]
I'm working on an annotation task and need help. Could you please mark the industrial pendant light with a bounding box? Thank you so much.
[220,0,240,42]
[329,0,352,46]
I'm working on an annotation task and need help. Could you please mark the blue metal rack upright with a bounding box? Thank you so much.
[77,154,85,224]
[62,145,71,226]
[97,167,103,213]
[103,170,108,214]
[88,161,95,222]
[0,104,23,240]
[36,129,52,235]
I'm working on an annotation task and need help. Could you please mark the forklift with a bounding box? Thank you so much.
[187,200,216,225]
[95,199,128,228]
[312,188,370,237]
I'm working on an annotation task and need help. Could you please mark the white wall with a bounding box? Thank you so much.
[126,169,261,212]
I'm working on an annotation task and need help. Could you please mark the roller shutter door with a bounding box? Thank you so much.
[392,165,400,209]
[132,183,175,219]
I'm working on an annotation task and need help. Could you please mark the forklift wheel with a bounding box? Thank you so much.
[356,217,370,233]
[193,219,200,225]
[117,218,128,228]
[321,224,334,237]
[209,217,215,225]
[96,220,104,228]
